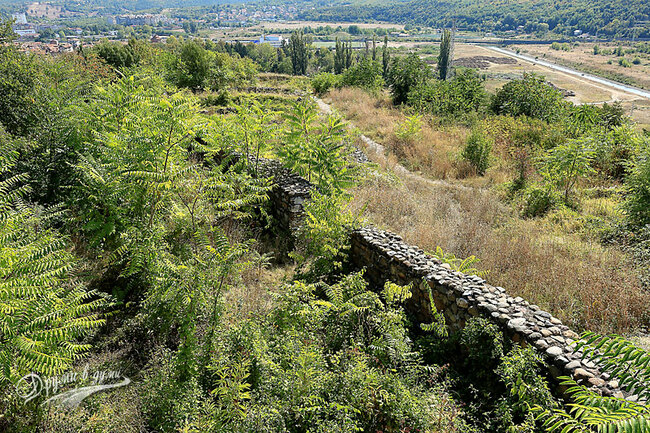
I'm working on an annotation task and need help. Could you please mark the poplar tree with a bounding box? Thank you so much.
[382,35,390,78]
[437,28,454,80]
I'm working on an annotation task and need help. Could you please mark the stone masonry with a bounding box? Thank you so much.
[213,151,635,401]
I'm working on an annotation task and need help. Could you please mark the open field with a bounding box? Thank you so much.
[453,43,650,129]
[511,42,650,91]
[26,2,63,19]
[320,88,648,334]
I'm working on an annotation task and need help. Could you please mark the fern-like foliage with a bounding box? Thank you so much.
[536,333,650,432]
[577,333,650,400]
[429,245,489,278]
[0,134,107,385]
[536,378,650,433]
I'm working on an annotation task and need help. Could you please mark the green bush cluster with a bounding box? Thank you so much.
[462,128,493,176]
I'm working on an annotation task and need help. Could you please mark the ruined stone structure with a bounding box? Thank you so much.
[350,227,625,398]
[215,150,634,400]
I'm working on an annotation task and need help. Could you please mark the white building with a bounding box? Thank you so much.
[258,34,284,47]
[12,13,28,25]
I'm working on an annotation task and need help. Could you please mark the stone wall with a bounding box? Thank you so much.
[207,149,312,235]
[253,157,312,234]
[211,150,633,400]
[350,227,625,398]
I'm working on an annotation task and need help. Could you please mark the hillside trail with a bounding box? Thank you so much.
[313,96,475,194]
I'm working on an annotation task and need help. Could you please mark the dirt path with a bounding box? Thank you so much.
[314,96,475,192]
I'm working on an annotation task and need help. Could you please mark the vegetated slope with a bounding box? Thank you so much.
[300,0,650,37]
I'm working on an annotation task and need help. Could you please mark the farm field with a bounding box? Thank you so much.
[511,42,650,91]
[453,43,650,129]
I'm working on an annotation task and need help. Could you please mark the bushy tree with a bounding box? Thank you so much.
[94,40,139,68]
[387,52,433,105]
[624,148,650,227]
[169,40,212,91]
[540,137,595,202]
[408,68,485,115]
[491,72,566,123]
[341,57,384,91]
[279,100,358,193]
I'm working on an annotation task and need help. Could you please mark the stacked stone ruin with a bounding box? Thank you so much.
[350,227,627,399]
[216,151,637,401]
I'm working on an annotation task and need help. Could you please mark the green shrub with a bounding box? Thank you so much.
[521,185,559,218]
[387,52,433,105]
[461,129,492,176]
[341,57,384,92]
[394,114,423,143]
[311,71,341,96]
[632,57,642,65]
[408,69,486,116]
[624,149,650,228]
[619,58,631,67]
[200,90,230,107]
[592,124,641,179]
[491,72,566,123]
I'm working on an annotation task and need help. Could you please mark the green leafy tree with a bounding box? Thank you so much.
[170,40,212,91]
[387,52,433,105]
[624,148,650,227]
[0,129,107,385]
[279,100,358,193]
[288,30,310,75]
[408,68,485,115]
[491,72,566,123]
[94,40,139,68]
[536,333,650,433]
[0,48,43,136]
[540,137,595,202]
[0,17,17,45]
[341,57,384,92]
[334,37,345,74]
[382,35,390,78]
[292,191,362,279]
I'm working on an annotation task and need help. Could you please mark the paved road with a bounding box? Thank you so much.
[486,46,650,100]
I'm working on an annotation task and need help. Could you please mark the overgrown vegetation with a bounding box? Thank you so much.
[2,17,650,432]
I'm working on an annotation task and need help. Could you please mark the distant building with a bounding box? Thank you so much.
[257,34,284,47]
[574,29,583,36]
[15,28,37,37]
[12,13,28,25]
[115,14,173,26]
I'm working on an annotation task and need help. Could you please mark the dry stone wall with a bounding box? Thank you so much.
[214,151,632,400]
[350,227,626,398]
[208,150,312,234]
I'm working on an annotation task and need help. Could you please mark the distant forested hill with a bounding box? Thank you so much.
[299,0,650,38]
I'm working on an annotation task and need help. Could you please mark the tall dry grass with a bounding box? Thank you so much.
[352,174,648,334]
[327,88,467,179]
[327,86,647,333]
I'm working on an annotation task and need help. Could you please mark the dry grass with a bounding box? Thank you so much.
[225,262,294,324]
[327,86,648,333]
[327,87,468,179]
[352,169,648,335]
